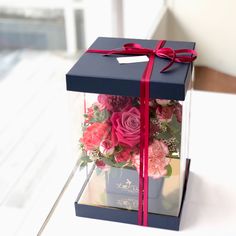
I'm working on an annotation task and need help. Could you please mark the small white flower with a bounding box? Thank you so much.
[155,99,171,106]
[99,140,114,156]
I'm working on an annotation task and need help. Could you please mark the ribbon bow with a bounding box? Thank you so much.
[87,40,197,227]
[87,40,197,73]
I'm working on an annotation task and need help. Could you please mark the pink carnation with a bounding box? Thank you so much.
[156,105,174,123]
[98,95,132,112]
[80,122,110,151]
[132,140,170,179]
[111,107,140,147]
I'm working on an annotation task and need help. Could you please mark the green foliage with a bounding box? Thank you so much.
[156,115,181,157]
[100,155,131,169]
[157,130,173,140]
[79,152,93,170]
[115,145,123,153]
[168,115,181,144]
[165,164,172,177]
[79,161,88,171]
[113,162,127,168]
[89,108,109,123]
[101,157,115,166]
[81,122,89,132]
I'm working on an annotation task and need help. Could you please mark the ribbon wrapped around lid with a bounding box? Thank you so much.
[86,40,197,226]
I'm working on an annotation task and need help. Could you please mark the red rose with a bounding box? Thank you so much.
[98,95,132,112]
[156,105,174,123]
[80,122,110,151]
[174,103,182,123]
[95,159,110,171]
[111,107,140,147]
[115,148,132,163]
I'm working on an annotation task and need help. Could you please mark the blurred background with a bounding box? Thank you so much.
[0,0,235,235]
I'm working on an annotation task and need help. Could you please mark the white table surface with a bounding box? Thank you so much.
[42,90,236,236]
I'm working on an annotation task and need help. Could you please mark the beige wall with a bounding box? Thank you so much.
[123,0,164,38]
[166,0,236,77]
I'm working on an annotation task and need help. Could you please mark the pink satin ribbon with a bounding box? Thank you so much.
[86,40,197,226]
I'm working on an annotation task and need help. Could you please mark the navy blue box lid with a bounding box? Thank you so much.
[66,37,195,100]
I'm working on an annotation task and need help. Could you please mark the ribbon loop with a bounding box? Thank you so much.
[123,43,142,50]
[87,41,197,73]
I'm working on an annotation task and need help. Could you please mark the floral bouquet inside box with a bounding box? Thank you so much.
[79,94,182,196]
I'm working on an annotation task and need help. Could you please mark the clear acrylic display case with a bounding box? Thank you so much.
[66,36,196,230]
[74,76,192,228]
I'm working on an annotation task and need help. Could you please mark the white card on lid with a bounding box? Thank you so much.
[117,55,149,64]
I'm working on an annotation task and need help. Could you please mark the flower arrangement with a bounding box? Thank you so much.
[79,95,182,179]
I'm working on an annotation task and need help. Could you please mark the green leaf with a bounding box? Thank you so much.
[169,115,181,134]
[115,145,123,153]
[166,115,181,145]
[89,108,110,123]
[79,161,88,170]
[95,167,103,175]
[165,164,172,177]
[114,162,127,168]
[88,118,97,123]
[79,152,93,171]
[98,109,109,122]
[157,131,172,140]
[101,157,115,166]
[93,105,99,111]
[80,152,91,161]
[81,123,89,131]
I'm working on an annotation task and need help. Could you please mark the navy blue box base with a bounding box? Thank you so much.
[75,159,191,231]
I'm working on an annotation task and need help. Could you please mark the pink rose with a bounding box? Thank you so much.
[115,148,132,163]
[99,140,115,156]
[98,95,132,112]
[111,107,140,147]
[156,105,174,123]
[156,99,171,106]
[132,140,170,179]
[80,122,110,151]
[174,103,182,123]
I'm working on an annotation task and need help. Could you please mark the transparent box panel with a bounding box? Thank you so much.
[76,86,191,217]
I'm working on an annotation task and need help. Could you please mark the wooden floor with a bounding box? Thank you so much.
[194,66,236,94]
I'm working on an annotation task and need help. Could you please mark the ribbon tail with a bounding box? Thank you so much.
[139,55,155,226]
[138,80,145,226]
[160,49,176,73]
[139,40,166,226]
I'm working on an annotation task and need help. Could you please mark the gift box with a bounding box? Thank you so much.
[66,37,196,230]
